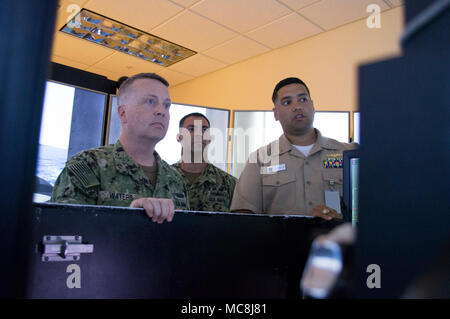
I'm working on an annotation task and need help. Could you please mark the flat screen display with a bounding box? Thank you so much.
[343,149,360,224]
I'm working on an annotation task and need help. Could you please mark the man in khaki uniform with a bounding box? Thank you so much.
[172,113,237,212]
[231,77,357,220]
[51,73,189,224]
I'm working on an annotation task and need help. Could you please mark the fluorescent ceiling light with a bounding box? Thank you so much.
[60,9,196,67]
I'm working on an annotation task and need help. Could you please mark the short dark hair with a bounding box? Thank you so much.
[116,76,129,89]
[272,77,311,104]
[118,73,169,103]
[179,113,211,128]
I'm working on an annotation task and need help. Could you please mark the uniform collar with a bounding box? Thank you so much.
[275,129,338,157]
[114,141,140,175]
[174,162,216,184]
[113,140,166,190]
[202,163,218,182]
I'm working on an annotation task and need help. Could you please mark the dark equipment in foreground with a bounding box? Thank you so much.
[24,203,341,298]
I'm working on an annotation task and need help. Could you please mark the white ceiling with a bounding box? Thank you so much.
[52,0,403,86]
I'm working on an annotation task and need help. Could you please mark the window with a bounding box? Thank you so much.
[353,111,360,144]
[107,95,121,145]
[232,111,283,178]
[107,98,230,172]
[314,112,350,143]
[231,110,350,178]
[34,81,107,202]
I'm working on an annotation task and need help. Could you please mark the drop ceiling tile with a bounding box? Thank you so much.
[170,0,202,7]
[203,36,269,64]
[51,32,115,66]
[84,0,184,32]
[247,12,322,49]
[168,54,227,77]
[55,0,89,29]
[157,69,194,87]
[299,0,390,30]
[151,10,237,52]
[190,0,292,33]
[277,0,320,11]
[51,55,91,70]
[84,66,124,81]
[90,52,165,77]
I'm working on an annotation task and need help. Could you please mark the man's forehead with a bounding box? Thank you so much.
[183,116,209,127]
[278,83,308,99]
[131,78,169,95]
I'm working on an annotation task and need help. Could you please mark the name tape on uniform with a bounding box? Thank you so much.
[261,164,286,174]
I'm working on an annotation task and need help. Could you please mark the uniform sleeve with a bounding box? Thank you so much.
[50,164,98,205]
[348,142,359,150]
[230,161,263,213]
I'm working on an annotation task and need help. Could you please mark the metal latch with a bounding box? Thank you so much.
[41,236,94,262]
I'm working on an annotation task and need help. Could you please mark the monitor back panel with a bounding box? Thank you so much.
[355,46,450,298]
[24,203,340,299]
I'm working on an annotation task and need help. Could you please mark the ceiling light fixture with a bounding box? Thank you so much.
[60,9,196,67]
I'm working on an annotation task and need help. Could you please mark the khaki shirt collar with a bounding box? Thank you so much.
[274,129,338,157]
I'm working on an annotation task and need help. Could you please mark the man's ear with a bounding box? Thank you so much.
[118,104,127,124]
[273,105,279,121]
[176,133,183,143]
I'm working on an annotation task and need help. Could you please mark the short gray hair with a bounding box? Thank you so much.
[117,73,169,104]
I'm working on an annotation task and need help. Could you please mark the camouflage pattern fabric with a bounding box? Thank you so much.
[172,163,237,212]
[51,141,189,209]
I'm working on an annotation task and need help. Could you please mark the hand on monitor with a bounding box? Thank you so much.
[310,205,342,221]
[130,198,175,224]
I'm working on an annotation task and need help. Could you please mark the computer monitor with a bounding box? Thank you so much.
[342,149,359,225]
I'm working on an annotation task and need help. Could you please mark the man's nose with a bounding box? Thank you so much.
[193,128,203,137]
[154,104,167,116]
[292,101,302,111]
